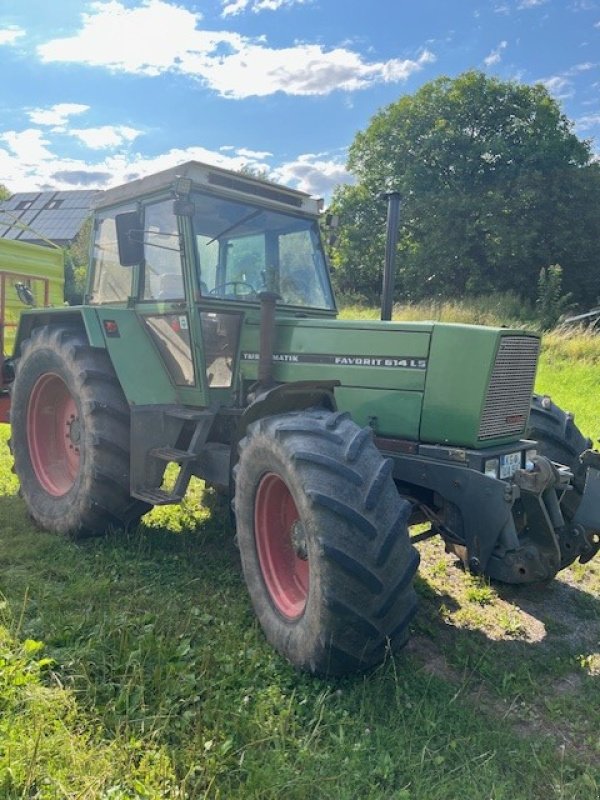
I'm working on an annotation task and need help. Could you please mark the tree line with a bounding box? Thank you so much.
[328,71,600,318]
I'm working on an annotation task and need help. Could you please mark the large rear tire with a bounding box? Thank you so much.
[10,326,150,537]
[234,409,419,676]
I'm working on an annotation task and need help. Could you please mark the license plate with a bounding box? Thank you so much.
[500,452,521,479]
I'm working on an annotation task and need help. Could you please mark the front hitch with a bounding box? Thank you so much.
[486,456,569,583]
[486,454,600,582]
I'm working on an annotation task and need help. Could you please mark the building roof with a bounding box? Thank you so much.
[0,190,101,246]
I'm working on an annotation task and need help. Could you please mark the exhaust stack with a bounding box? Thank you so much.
[381,191,401,322]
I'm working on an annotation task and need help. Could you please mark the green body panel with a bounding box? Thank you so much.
[334,386,423,438]
[238,317,431,439]
[420,324,538,448]
[0,240,64,353]
[94,308,182,406]
[237,315,537,448]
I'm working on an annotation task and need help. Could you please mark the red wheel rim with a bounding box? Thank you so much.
[27,373,80,496]
[254,473,309,620]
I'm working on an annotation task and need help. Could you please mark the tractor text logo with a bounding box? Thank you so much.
[241,352,427,369]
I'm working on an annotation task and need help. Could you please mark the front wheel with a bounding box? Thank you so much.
[527,394,597,568]
[234,409,419,676]
[10,326,150,537]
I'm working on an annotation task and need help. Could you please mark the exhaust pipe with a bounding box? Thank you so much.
[381,191,401,321]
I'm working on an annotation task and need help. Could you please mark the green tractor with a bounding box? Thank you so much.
[8,162,600,675]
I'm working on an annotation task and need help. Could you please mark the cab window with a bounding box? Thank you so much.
[90,206,135,304]
[142,200,183,300]
[191,191,335,309]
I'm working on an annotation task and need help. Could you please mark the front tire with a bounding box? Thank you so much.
[234,409,419,676]
[10,326,150,537]
[527,394,595,568]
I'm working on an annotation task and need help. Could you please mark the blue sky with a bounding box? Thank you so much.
[0,0,598,198]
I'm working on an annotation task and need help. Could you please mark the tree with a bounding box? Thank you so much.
[329,71,600,308]
[0,184,10,201]
[64,217,92,304]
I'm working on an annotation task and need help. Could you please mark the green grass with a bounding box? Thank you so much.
[0,312,599,798]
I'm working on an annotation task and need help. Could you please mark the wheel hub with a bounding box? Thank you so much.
[291,520,308,560]
[66,415,81,450]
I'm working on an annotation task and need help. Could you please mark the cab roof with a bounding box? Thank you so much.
[93,160,322,217]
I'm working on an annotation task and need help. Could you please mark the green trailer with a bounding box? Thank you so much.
[0,238,64,421]
[7,162,600,675]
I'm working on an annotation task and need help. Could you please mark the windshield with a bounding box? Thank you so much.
[191,190,335,310]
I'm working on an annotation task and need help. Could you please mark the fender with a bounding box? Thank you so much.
[239,379,340,440]
[13,307,106,357]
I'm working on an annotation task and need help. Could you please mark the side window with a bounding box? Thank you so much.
[195,235,220,294]
[142,200,183,300]
[279,229,329,307]
[90,207,135,304]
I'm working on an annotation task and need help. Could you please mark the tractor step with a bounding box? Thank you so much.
[149,446,197,463]
[131,487,183,506]
[165,406,213,422]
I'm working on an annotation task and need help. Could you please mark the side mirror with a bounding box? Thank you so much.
[116,211,144,266]
[14,282,35,307]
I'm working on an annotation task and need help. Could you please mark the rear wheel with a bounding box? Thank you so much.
[10,326,150,537]
[234,409,419,676]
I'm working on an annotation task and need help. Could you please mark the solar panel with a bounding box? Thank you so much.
[0,190,101,244]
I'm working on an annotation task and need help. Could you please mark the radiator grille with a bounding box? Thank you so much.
[478,336,540,441]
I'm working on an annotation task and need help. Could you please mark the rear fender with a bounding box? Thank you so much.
[13,308,105,357]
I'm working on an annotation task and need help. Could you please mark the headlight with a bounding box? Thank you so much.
[484,458,499,479]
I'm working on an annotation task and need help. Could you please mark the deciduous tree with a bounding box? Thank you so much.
[329,71,600,308]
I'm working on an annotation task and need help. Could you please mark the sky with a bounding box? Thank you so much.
[0,0,598,200]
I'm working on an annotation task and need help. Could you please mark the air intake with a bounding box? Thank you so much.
[478,335,540,441]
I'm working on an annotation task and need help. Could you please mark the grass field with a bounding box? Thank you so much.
[0,313,598,799]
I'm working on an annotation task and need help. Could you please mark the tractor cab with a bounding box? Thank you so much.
[89,162,336,409]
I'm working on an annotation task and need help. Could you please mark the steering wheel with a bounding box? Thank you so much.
[209,281,257,297]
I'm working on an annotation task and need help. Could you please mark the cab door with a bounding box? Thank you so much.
[135,198,210,407]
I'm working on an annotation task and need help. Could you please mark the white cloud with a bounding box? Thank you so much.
[0,120,350,200]
[484,41,508,67]
[576,113,600,130]
[222,0,309,17]
[28,103,90,127]
[0,129,54,165]
[235,147,273,159]
[565,61,596,75]
[37,0,435,98]
[0,27,25,45]
[69,125,142,149]
[0,133,276,192]
[517,0,548,8]
[540,75,574,98]
[272,152,352,197]
[197,45,435,99]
